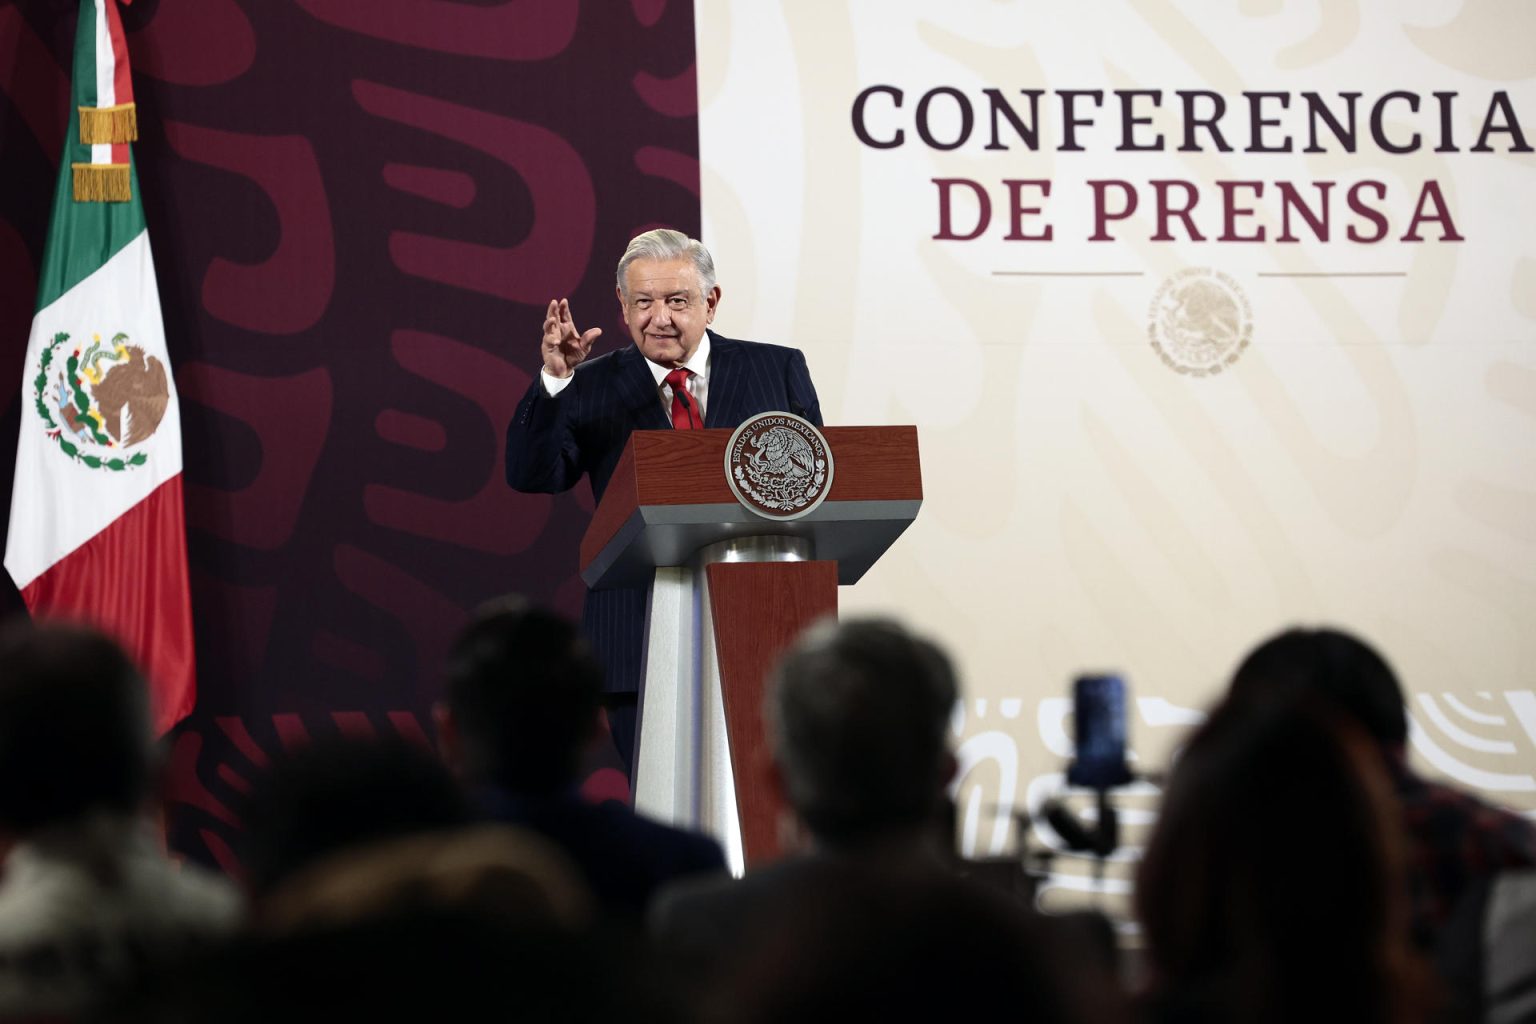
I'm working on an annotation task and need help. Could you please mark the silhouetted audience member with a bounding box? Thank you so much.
[97,905,688,1024]
[651,618,962,956]
[768,617,960,854]
[655,617,1119,1011]
[714,866,1119,1024]
[653,618,1121,1018]
[258,823,593,934]
[1225,628,1536,951]
[1136,694,1432,1024]
[438,596,725,919]
[239,734,473,907]
[0,622,240,1018]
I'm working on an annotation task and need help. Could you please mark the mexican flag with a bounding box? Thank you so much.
[4,0,195,734]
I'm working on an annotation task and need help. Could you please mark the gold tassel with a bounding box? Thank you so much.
[79,103,138,145]
[72,163,132,203]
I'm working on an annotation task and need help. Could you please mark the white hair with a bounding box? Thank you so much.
[615,228,717,297]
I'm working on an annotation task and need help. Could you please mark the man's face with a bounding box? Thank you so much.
[618,257,720,367]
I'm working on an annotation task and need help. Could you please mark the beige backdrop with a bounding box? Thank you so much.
[696,0,1536,915]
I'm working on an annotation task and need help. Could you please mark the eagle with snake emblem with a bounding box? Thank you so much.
[746,425,817,482]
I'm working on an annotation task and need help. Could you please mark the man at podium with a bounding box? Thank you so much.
[506,228,823,775]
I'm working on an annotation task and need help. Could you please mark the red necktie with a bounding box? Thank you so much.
[665,367,699,429]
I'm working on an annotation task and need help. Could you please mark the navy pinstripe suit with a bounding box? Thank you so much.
[505,329,823,698]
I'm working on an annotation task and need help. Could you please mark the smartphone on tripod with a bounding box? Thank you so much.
[1066,673,1132,789]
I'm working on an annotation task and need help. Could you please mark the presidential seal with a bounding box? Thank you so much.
[1147,268,1252,377]
[33,331,168,471]
[724,412,834,521]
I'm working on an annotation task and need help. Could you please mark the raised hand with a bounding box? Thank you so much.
[541,298,602,379]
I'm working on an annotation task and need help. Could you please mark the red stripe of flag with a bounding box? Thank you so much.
[102,0,131,165]
[20,475,196,735]
[101,0,133,105]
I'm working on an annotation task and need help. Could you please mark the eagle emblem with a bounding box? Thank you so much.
[725,413,834,521]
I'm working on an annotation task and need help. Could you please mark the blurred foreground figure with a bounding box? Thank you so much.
[439,597,724,920]
[1225,629,1536,951]
[1137,692,1433,1024]
[654,618,1121,1022]
[652,618,962,952]
[100,900,684,1024]
[239,734,473,909]
[718,866,1101,1024]
[0,622,240,1018]
[255,824,593,934]
[114,731,686,1022]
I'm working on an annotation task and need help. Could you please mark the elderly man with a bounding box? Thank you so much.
[506,229,823,774]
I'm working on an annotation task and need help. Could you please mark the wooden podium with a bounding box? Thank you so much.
[579,425,922,873]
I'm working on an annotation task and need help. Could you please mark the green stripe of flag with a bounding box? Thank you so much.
[35,0,147,314]
[75,0,97,113]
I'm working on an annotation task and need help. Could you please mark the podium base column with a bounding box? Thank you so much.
[632,536,832,873]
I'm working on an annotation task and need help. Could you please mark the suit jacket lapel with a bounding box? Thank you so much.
[613,344,670,430]
[704,331,742,429]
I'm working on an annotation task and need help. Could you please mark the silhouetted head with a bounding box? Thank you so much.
[442,597,604,795]
[769,618,958,848]
[241,735,472,900]
[1136,695,1425,1024]
[0,621,152,834]
[257,824,593,934]
[1227,626,1407,749]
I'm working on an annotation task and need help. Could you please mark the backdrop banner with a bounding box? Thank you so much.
[0,2,701,869]
[696,0,1536,914]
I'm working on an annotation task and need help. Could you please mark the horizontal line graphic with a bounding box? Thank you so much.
[1257,272,1407,278]
[992,271,1145,277]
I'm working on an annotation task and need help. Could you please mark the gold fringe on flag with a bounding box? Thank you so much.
[72,163,132,203]
[78,103,138,145]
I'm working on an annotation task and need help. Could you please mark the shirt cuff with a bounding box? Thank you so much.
[541,369,574,397]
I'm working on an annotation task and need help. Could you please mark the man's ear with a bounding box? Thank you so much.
[705,284,721,324]
[433,702,462,775]
[767,756,815,855]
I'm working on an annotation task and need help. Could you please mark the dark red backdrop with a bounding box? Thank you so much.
[0,0,700,871]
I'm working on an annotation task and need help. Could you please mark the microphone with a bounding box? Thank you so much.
[673,382,702,428]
